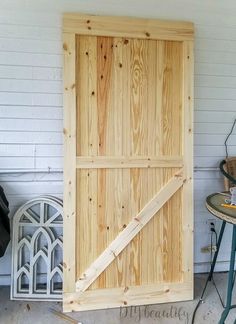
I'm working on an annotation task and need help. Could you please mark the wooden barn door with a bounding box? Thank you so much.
[63,13,194,312]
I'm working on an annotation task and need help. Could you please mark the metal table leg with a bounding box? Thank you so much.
[219,224,236,324]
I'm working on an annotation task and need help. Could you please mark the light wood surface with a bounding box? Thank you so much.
[63,33,76,293]
[75,170,185,293]
[63,13,194,41]
[63,13,194,312]
[76,156,183,168]
[64,281,192,312]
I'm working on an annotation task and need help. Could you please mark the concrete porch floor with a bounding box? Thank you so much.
[0,273,236,324]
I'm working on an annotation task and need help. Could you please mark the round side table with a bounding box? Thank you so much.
[205,192,236,324]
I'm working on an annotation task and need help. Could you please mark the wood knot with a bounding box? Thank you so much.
[86,52,89,56]
[165,289,170,293]
[107,226,109,230]
[124,286,129,293]
[70,301,74,304]
[91,91,95,95]
[119,63,122,68]
[87,20,90,24]
[88,26,91,30]
[145,32,150,37]
[123,301,127,305]
[123,224,127,228]
[124,39,129,45]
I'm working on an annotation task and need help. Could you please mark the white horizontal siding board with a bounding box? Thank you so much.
[36,145,63,157]
[0,66,62,81]
[196,62,236,77]
[36,157,63,169]
[195,75,236,89]
[195,134,236,146]
[195,145,236,157]
[0,119,62,132]
[195,50,236,65]
[0,172,63,183]
[0,65,32,79]
[0,24,61,41]
[196,38,236,53]
[0,52,62,67]
[195,111,236,123]
[195,99,236,111]
[0,157,34,169]
[195,24,236,41]
[0,38,61,54]
[194,170,223,180]
[32,67,62,80]
[195,157,225,168]
[195,86,236,100]
[0,132,62,144]
[0,106,62,119]
[32,93,62,106]
[0,10,61,27]
[0,144,35,157]
[195,122,236,134]
[2,182,62,195]
[0,79,62,94]
[0,92,62,106]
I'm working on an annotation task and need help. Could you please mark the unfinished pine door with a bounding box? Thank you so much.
[63,13,194,312]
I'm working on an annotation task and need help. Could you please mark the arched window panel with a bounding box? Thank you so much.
[11,197,63,300]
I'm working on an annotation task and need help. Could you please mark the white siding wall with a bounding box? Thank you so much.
[0,3,236,284]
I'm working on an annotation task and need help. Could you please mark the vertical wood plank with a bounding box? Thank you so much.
[87,36,99,288]
[107,37,124,287]
[97,36,113,288]
[121,37,131,287]
[142,39,159,284]
[161,41,183,282]
[130,39,148,286]
[63,32,76,293]
[76,36,89,278]
[182,40,194,287]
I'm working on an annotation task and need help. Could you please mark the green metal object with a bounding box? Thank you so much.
[219,224,236,324]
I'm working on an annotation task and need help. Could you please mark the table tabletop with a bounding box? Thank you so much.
[206,192,236,224]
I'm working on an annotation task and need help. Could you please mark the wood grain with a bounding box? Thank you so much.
[63,13,194,312]
[76,156,183,168]
[76,171,185,293]
[63,13,194,41]
[63,33,76,293]
[64,281,192,312]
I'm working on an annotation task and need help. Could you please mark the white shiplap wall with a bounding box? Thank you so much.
[0,11,63,284]
[0,2,236,284]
